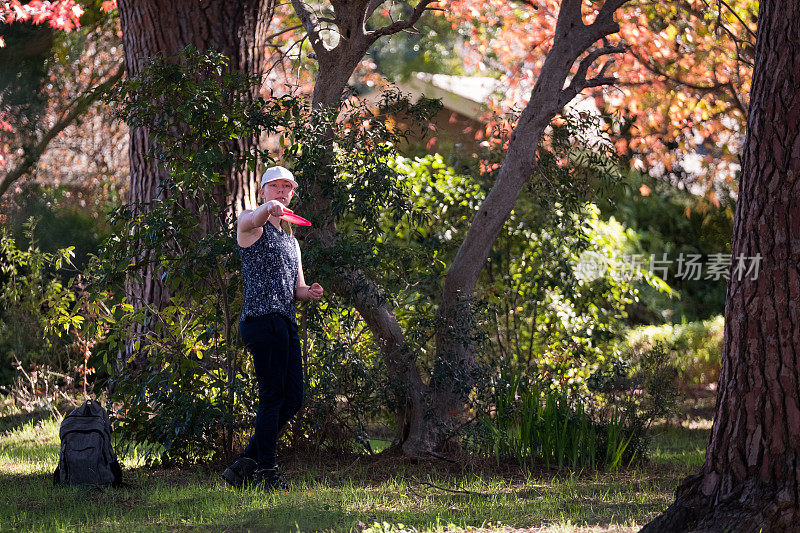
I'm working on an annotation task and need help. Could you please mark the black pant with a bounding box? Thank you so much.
[239,313,303,468]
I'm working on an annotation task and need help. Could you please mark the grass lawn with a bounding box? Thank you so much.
[0,408,710,532]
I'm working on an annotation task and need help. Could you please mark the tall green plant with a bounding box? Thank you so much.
[473,360,674,472]
[0,221,82,389]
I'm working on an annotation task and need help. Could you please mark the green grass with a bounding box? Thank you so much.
[0,411,710,532]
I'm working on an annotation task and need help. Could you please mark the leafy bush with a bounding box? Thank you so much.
[0,221,85,401]
[84,47,305,464]
[625,316,724,387]
[2,182,112,275]
[387,154,672,396]
[472,343,679,471]
[598,172,734,323]
[289,302,393,455]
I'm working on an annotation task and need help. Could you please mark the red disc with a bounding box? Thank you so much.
[279,208,311,226]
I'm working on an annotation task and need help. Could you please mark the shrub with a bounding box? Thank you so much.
[2,182,112,275]
[0,221,86,404]
[598,172,734,323]
[92,47,439,463]
[471,343,679,471]
[625,316,724,387]
[85,47,302,464]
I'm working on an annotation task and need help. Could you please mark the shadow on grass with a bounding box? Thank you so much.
[0,460,674,531]
[0,468,365,531]
[646,423,711,472]
[0,408,53,435]
[0,420,705,531]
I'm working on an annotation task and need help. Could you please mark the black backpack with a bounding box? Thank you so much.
[53,399,122,487]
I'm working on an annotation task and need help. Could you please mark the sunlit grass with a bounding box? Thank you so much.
[0,410,710,532]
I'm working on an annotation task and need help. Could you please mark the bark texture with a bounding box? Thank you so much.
[119,0,274,214]
[643,1,800,531]
[116,0,274,363]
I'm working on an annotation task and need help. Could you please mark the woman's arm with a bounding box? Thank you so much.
[238,200,285,234]
[295,239,323,301]
[237,201,287,247]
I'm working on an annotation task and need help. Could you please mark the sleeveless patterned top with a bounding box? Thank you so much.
[239,222,299,323]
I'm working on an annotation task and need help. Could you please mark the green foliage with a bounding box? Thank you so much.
[598,172,734,323]
[525,388,596,470]
[473,343,679,471]
[375,138,674,455]
[287,88,441,280]
[3,183,111,275]
[473,370,630,471]
[293,302,392,455]
[379,153,671,397]
[464,110,674,394]
[625,316,724,386]
[588,342,681,461]
[278,96,445,453]
[0,221,82,389]
[90,46,305,463]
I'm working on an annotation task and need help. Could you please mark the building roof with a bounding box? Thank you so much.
[397,72,500,121]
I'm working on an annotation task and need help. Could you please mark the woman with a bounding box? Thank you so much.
[222,165,323,490]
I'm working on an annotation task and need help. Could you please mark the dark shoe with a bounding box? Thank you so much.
[253,465,290,491]
[222,457,257,489]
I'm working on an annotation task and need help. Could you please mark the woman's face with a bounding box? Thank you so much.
[260,179,295,205]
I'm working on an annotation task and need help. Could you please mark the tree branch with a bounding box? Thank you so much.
[716,0,757,40]
[596,0,630,26]
[554,0,584,37]
[366,0,435,45]
[290,0,329,58]
[552,0,629,63]
[365,0,387,21]
[0,63,124,199]
[265,23,303,41]
[560,40,627,106]
[328,262,425,397]
[628,48,748,116]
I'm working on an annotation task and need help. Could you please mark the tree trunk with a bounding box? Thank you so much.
[119,0,274,213]
[643,1,800,530]
[116,0,275,366]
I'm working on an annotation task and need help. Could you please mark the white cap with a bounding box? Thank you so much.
[260,166,298,189]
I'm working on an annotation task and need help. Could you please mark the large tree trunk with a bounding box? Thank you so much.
[119,0,274,219]
[116,0,275,365]
[643,1,800,530]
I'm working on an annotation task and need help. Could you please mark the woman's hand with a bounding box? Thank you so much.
[266,200,286,217]
[307,283,323,301]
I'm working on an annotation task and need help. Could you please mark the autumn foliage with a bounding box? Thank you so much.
[0,0,86,41]
[2,0,755,193]
[442,0,755,191]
